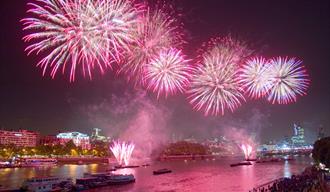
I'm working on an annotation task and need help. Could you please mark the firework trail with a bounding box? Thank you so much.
[22,0,141,81]
[145,48,192,98]
[188,37,252,116]
[239,57,272,99]
[241,144,252,160]
[266,57,309,104]
[119,4,184,85]
[110,141,135,166]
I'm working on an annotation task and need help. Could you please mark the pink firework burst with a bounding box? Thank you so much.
[22,0,141,81]
[145,48,192,98]
[239,57,272,99]
[266,57,309,104]
[110,141,135,166]
[241,144,253,160]
[188,37,251,116]
[119,4,184,85]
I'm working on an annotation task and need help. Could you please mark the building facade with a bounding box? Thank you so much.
[291,124,305,146]
[91,128,109,143]
[56,132,91,150]
[0,129,39,147]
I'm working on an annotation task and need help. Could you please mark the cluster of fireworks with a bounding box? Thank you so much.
[22,0,310,116]
[241,144,253,160]
[110,141,135,166]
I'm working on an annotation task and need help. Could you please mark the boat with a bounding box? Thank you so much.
[21,177,73,192]
[77,173,135,188]
[230,161,252,167]
[107,174,135,185]
[141,163,150,167]
[21,158,57,166]
[153,168,172,175]
[76,177,100,189]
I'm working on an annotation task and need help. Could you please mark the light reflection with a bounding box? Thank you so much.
[68,164,78,177]
[114,168,136,175]
[283,161,291,178]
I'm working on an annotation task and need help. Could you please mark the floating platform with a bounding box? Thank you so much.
[153,168,172,175]
[115,165,140,169]
[230,161,252,167]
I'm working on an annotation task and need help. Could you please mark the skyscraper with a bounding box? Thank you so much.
[291,124,305,146]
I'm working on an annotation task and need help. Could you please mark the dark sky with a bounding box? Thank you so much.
[0,0,329,143]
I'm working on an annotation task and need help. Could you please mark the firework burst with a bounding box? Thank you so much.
[188,37,251,116]
[239,57,272,99]
[266,57,309,104]
[119,5,184,85]
[241,144,253,160]
[110,141,135,166]
[145,48,192,98]
[22,0,141,81]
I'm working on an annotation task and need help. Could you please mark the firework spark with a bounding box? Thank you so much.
[110,141,135,166]
[266,57,309,104]
[145,48,192,98]
[188,37,251,116]
[241,144,252,160]
[239,57,272,99]
[22,0,141,81]
[119,5,184,85]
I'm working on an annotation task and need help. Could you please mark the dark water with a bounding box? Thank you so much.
[0,156,313,192]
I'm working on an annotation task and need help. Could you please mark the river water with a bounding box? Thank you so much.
[0,156,313,192]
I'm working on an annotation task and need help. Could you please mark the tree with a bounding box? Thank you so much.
[162,141,210,156]
[63,140,77,155]
[312,137,330,168]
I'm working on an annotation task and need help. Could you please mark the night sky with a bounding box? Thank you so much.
[0,0,329,143]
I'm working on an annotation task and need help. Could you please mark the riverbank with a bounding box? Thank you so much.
[57,157,110,164]
[0,157,114,169]
[158,154,218,161]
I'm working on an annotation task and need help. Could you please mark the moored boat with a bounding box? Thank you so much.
[20,158,57,167]
[230,161,252,167]
[107,174,135,185]
[153,168,172,175]
[21,177,73,192]
[76,173,135,189]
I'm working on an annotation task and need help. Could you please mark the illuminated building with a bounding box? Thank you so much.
[291,124,305,146]
[56,132,91,150]
[91,128,109,143]
[0,129,39,147]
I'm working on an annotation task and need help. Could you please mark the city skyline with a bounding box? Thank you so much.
[0,0,329,144]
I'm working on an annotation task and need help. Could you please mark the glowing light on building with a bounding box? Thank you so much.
[56,132,91,150]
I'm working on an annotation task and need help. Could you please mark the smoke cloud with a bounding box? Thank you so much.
[81,91,172,160]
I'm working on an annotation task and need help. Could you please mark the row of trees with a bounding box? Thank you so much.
[312,136,330,168]
[0,140,111,159]
[161,141,210,156]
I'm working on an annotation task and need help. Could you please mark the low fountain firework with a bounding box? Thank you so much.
[241,144,253,160]
[110,141,135,166]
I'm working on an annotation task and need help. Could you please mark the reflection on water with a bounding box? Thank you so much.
[0,156,313,192]
[283,161,291,178]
